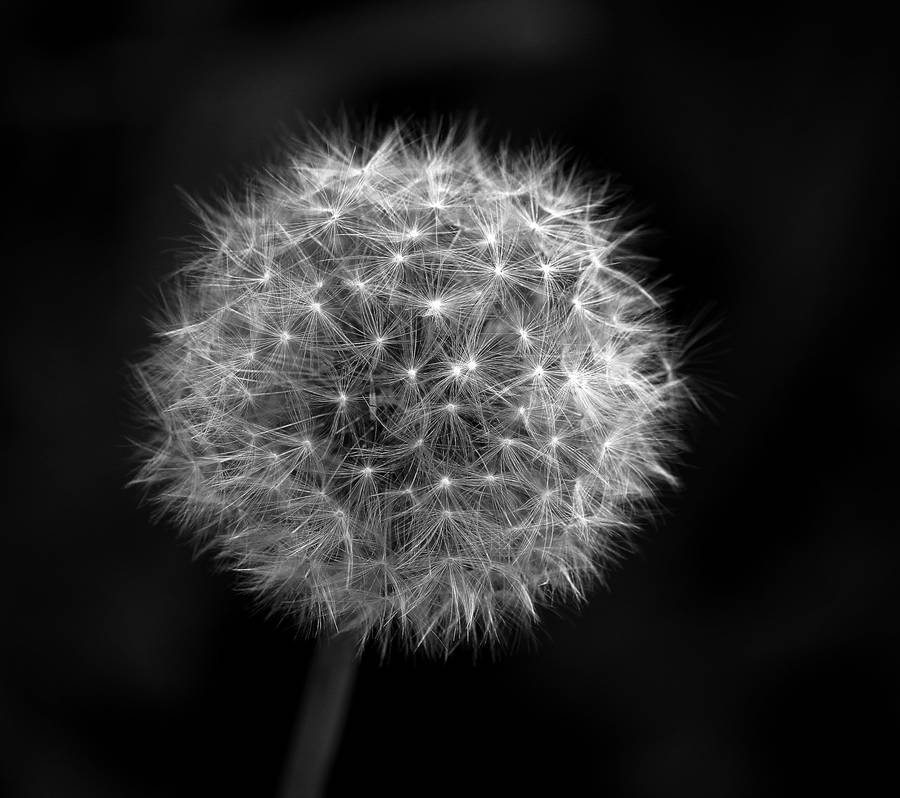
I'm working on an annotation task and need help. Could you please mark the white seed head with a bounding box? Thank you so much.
[129,119,691,656]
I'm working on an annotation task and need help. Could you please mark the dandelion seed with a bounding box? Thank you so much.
[128,118,693,656]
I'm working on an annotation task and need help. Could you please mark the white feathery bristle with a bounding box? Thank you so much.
[130,120,690,655]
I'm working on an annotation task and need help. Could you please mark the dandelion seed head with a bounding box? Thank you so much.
[129,118,693,656]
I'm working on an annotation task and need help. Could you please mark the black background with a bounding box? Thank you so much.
[3,2,898,796]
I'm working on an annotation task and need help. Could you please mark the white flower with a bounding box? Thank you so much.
[130,120,689,655]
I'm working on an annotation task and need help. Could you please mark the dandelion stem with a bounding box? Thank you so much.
[278,632,359,798]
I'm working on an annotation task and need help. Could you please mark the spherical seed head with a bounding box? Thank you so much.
[130,120,689,655]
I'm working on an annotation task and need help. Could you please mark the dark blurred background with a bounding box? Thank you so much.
[2,1,898,796]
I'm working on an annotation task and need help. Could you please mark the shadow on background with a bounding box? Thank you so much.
[2,1,897,796]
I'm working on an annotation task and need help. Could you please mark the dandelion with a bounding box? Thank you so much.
[129,119,691,657]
